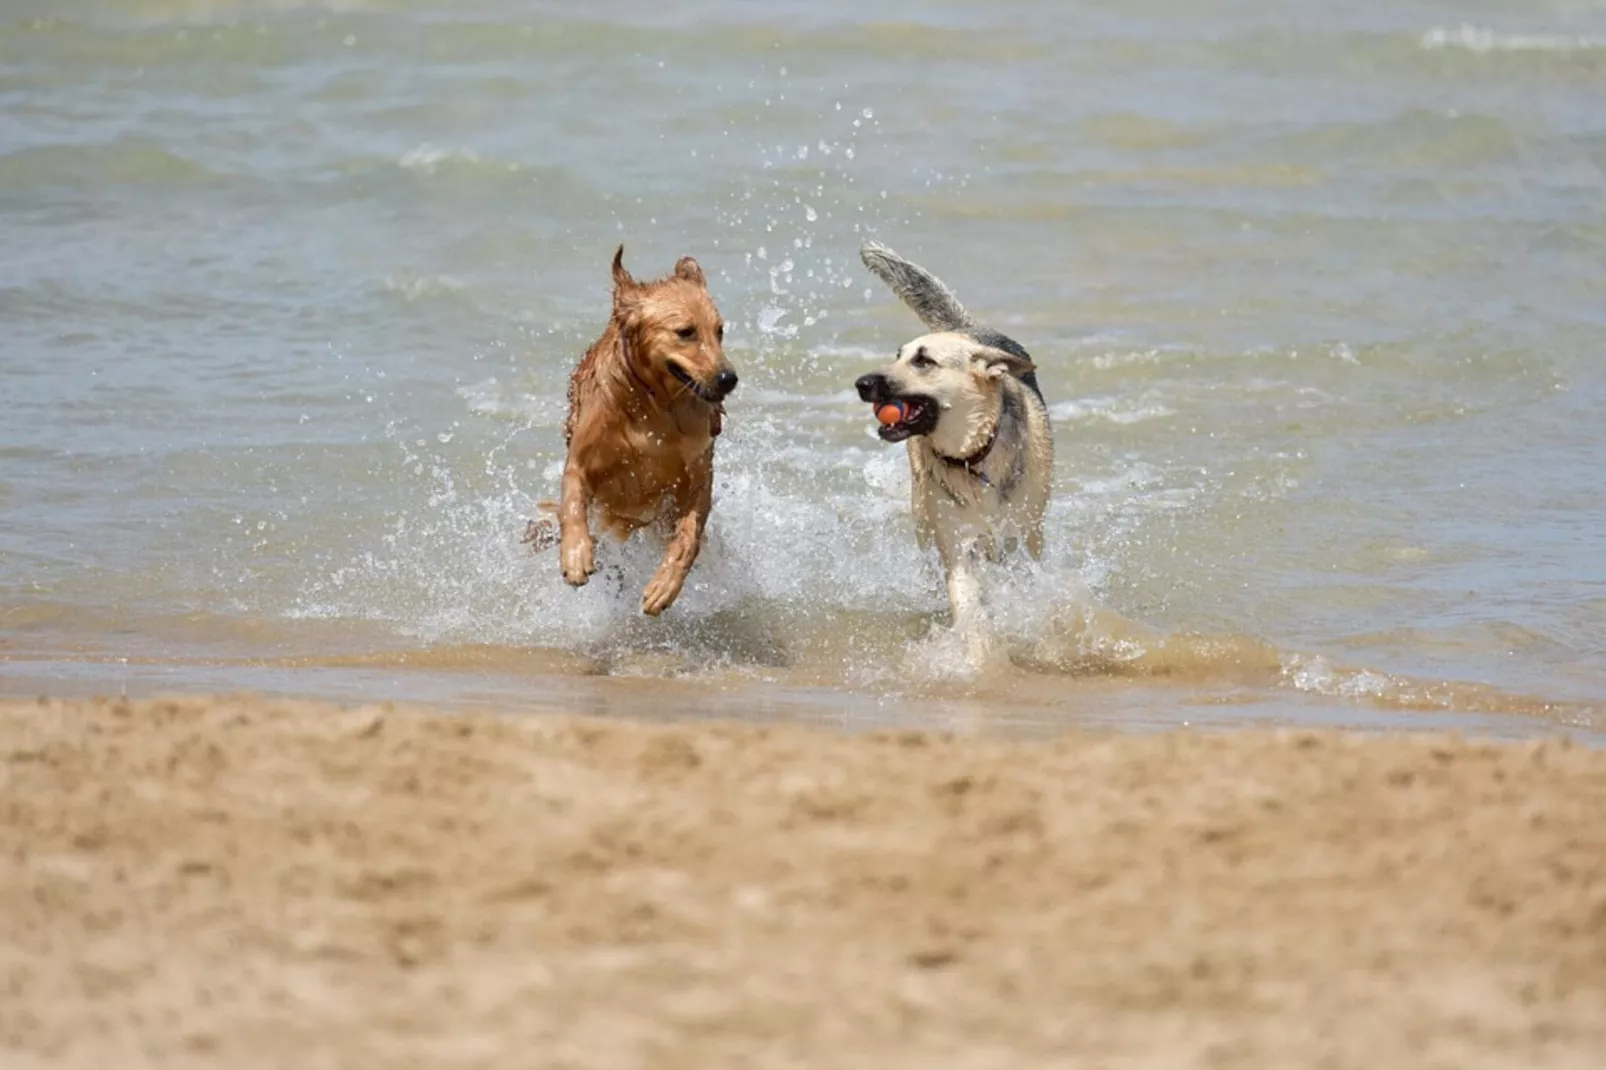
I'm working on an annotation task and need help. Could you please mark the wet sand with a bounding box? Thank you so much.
[2,692,1604,1069]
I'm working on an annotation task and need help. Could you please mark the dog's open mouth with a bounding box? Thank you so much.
[668,361,739,404]
[668,362,714,402]
[874,394,939,443]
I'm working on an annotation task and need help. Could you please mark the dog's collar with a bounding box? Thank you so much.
[935,421,999,486]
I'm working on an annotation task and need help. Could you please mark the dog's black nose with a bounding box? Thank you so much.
[855,373,885,402]
[715,369,739,397]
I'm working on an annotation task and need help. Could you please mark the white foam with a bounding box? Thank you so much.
[1051,395,1176,426]
[398,143,481,174]
[455,378,565,426]
[1420,25,1606,54]
[1282,654,1394,699]
[383,274,467,301]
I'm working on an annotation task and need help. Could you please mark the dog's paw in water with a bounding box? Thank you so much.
[640,565,687,617]
[560,531,597,586]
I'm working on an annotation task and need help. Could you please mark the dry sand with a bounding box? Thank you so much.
[1,693,1603,1069]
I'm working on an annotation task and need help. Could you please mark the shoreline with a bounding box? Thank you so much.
[6,633,1602,744]
[4,692,1604,1068]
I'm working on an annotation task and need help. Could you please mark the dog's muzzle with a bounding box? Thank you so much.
[855,373,938,443]
[672,363,739,403]
[855,372,888,404]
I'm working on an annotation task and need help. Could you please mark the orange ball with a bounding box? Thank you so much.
[875,401,907,426]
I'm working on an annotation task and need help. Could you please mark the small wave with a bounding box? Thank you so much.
[1051,396,1176,426]
[0,138,213,190]
[455,377,564,426]
[1420,25,1606,55]
[383,274,468,302]
[397,143,482,174]
[806,343,885,362]
[331,146,591,200]
[1282,654,1598,725]
[744,387,861,407]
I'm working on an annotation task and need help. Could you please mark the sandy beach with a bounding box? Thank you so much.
[2,692,1602,1069]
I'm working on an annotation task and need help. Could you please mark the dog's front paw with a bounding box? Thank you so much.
[560,532,596,586]
[640,568,686,617]
[522,518,558,553]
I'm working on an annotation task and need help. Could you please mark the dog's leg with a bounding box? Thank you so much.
[945,544,1002,667]
[558,464,597,586]
[640,465,712,616]
[945,555,986,630]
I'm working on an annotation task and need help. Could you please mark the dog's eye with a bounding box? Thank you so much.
[715,323,724,342]
[676,326,697,341]
[909,350,936,370]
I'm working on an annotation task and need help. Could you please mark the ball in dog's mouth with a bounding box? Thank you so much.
[872,395,935,443]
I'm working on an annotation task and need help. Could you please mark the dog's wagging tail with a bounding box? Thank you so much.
[859,239,975,333]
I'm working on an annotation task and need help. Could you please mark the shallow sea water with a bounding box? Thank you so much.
[3,1,1605,739]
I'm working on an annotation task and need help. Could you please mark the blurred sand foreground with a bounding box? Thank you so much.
[1,694,1603,1069]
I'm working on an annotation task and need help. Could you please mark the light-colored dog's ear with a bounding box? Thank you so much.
[674,256,705,285]
[970,345,1036,380]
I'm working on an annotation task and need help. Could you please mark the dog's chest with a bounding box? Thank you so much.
[627,418,711,466]
[586,421,708,512]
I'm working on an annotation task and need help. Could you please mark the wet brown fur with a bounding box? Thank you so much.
[523,246,735,616]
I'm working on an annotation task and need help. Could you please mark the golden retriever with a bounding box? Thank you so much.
[524,245,737,616]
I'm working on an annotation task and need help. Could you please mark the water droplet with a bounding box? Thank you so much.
[804,204,817,222]
[862,108,874,118]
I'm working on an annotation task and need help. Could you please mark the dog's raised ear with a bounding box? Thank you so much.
[611,245,641,314]
[970,345,1037,380]
[673,256,705,286]
[611,245,638,291]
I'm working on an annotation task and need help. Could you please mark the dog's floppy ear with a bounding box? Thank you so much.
[673,256,705,285]
[970,345,1036,380]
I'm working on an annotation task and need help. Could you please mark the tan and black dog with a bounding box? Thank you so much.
[854,240,1053,627]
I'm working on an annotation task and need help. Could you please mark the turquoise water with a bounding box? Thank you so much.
[3,2,1604,738]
